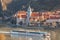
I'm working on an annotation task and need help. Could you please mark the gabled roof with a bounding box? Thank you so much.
[16,11,42,18]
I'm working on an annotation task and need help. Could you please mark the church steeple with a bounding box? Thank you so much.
[26,5,32,26]
[27,5,32,16]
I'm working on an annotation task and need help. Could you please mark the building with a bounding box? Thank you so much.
[14,8,60,27]
[14,10,45,26]
[14,6,46,26]
[15,11,26,25]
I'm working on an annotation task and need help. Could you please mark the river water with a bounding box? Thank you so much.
[43,29,60,40]
[25,28,60,40]
[0,24,60,40]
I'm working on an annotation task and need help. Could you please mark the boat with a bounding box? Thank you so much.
[11,30,51,40]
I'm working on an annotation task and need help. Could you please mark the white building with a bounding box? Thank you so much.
[15,6,32,26]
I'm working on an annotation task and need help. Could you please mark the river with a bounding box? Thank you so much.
[0,24,60,40]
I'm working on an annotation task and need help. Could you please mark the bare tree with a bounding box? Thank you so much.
[0,0,12,11]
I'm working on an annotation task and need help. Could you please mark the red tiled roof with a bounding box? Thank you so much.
[21,15,27,18]
[16,11,42,18]
[31,12,40,17]
[16,11,26,15]
[49,15,60,19]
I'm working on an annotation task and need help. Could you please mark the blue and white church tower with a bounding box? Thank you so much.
[26,6,32,25]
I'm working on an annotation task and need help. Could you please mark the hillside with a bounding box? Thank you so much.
[0,0,60,17]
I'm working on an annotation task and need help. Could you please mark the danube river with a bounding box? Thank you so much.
[0,24,60,40]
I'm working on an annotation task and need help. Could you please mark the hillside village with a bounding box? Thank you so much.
[0,0,60,28]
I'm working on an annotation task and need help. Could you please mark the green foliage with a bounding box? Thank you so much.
[0,0,60,17]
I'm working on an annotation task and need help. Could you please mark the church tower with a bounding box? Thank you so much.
[26,5,32,25]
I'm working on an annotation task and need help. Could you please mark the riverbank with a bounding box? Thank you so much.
[0,24,60,40]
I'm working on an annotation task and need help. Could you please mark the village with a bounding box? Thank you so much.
[6,6,60,28]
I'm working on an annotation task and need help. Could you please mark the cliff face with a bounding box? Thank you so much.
[0,0,60,17]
